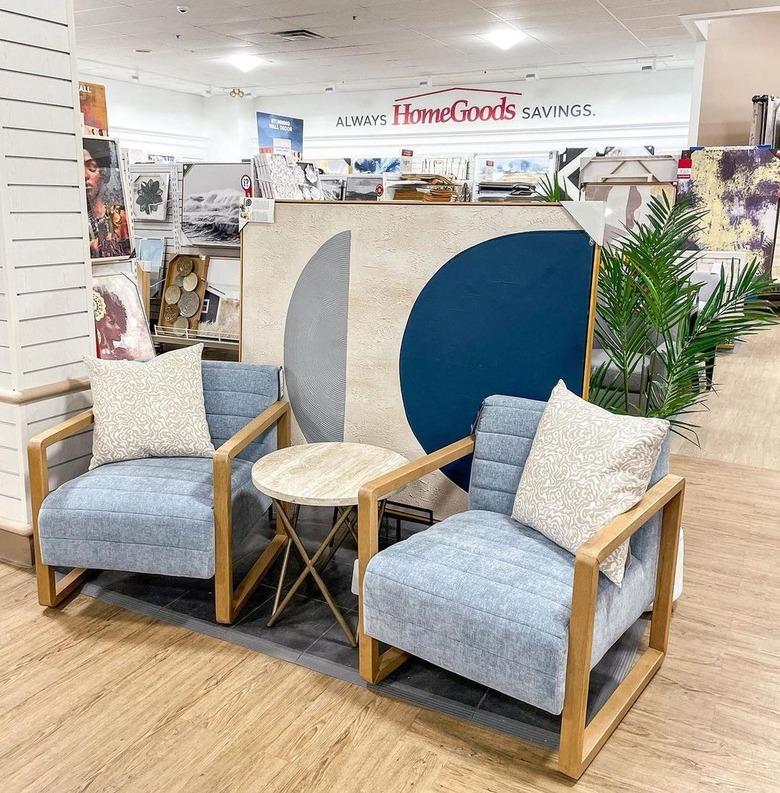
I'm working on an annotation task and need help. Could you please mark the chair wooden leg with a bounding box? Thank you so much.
[559,555,600,778]
[558,487,684,780]
[357,492,409,684]
[214,451,289,624]
[213,454,235,624]
[29,438,90,608]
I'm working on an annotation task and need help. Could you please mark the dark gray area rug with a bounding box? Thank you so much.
[75,508,646,749]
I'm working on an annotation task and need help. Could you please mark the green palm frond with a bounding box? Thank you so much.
[533,173,571,202]
[589,192,779,437]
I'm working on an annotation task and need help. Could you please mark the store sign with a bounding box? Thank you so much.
[257,71,691,145]
[257,111,304,159]
[335,87,596,130]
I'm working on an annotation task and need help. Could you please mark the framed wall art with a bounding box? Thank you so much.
[131,173,169,221]
[180,162,251,247]
[92,272,155,361]
[583,182,676,245]
[83,136,134,262]
[677,146,780,275]
[78,81,108,136]
[353,157,401,174]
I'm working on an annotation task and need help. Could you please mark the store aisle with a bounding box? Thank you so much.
[670,323,780,470]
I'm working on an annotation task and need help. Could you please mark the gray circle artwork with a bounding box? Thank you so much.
[182,272,199,292]
[283,230,350,443]
[178,290,199,317]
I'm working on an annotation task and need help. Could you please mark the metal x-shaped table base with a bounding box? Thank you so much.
[268,501,384,646]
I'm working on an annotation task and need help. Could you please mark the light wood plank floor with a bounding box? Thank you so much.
[671,323,780,470]
[1,453,777,793]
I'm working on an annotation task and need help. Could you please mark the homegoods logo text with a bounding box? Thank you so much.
[393,87,519,125]
[333,87,595,128]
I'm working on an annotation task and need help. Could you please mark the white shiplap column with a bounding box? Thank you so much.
[0,0,93,564]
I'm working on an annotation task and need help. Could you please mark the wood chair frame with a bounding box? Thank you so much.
[27,399,292,625]
[357,436,685,780]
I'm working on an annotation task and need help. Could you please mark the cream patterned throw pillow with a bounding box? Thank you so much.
[85,344,215,469]
[512,381,669,585]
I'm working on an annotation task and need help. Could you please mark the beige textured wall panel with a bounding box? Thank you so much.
[697,13,780,146]
[242,201,585,518]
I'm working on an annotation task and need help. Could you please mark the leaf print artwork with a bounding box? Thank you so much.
[131,172,170,221]
[136,178,163,215]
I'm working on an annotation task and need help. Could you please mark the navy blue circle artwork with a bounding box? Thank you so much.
[399,229,594,491]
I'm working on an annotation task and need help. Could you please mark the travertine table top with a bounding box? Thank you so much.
[251,442,408,507]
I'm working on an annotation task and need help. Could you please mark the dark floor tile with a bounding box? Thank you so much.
[165,584,220,623]
[478,688,560,732]
[91,570,196,607]
[233,592,348,653]
[308,553,359,611]
[381,657,488,709]
[304,616,359,669]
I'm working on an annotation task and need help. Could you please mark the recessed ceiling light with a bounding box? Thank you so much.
[225,53,264,72]
[480,27,526,51]
[135,48,152,54]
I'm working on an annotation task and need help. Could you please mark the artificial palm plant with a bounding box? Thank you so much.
[533,173,572,202]
[590,193,778,441]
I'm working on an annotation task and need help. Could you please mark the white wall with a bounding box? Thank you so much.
[204,69,694,161]
[82,69,693,163]
[94,77,209,160]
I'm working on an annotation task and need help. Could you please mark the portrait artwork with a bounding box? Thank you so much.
[92,273,155,361]
[83,136,134,261]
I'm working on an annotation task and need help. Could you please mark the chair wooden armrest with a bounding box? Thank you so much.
[559,473,685,779]
[27,409,95,607]
[357,435,475,683]
[213,399,291,623]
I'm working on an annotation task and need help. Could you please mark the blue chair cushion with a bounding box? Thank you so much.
[362,509,656,715]
[38,457,272,579]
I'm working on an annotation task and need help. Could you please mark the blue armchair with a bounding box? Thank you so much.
[358,394,684,779]
[28,360,290,624]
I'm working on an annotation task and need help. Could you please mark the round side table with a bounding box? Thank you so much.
[251,442,407,646]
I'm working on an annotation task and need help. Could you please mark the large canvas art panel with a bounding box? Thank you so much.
[83,136,133,262]
[584,182,676,245]
[677,147,780,275]
[242,203,597,518]
[181,162,252,246]
[92,273,155,361]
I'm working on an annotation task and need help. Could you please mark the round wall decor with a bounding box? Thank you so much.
[164,285,181,305]
[163,303,179,324]
[182,272,199,292]
[178,290,200,318]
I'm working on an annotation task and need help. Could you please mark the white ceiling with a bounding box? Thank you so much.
[74,0,775,96]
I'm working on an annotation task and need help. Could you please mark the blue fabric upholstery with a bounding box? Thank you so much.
[202,360,280,463]
[38,361,280,579]
[468,395,544,515]
[363,393,669,715]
